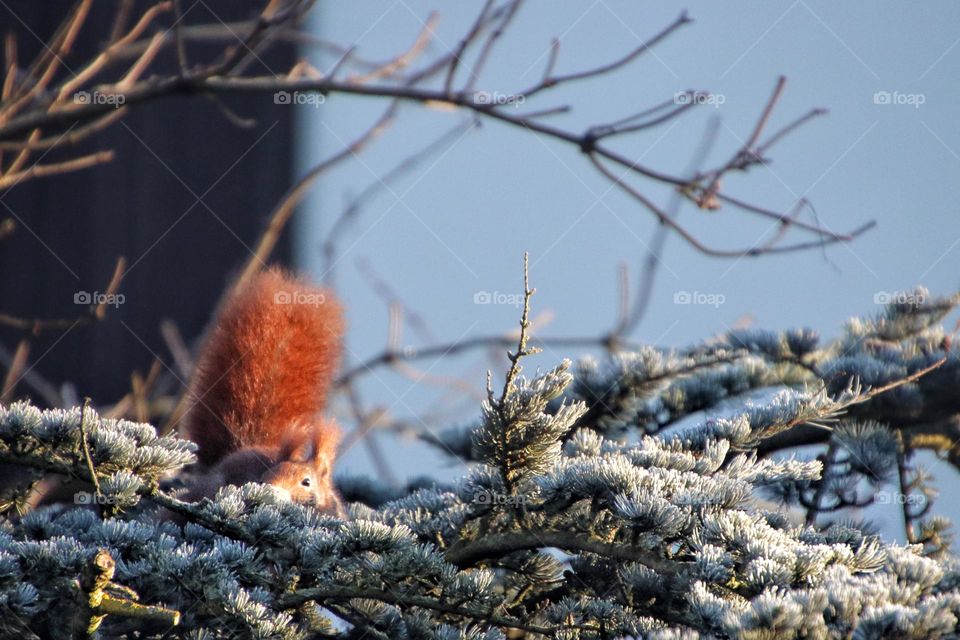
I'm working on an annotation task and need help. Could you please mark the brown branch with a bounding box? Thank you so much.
[805,439,838,527]
[57,1,173,100]
[337,333,640,389]
[342,383,399,486]
[699,76,787,201]
[0,14,874,260]
[0,150,115,190]
[445,528,684,576]
[91,256,127,321]
[171,0,189,74]
[112,21,384,71]
[755,107,828,158]
[0,339,29,404]
[115,32,165,90]
[159,320,192,380]
[79,549,180,634]
[444,0,494,94]
[521,11,692,98]
[0,110,125,152]
[78,398,101,495]
[464,0,524,92]
[351,12,438,84]
[589,152,869,258]
[0,0,92,121]
[277,585,558,636]
[0,341,61,406]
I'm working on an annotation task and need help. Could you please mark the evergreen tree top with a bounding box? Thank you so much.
[0,288,958,638]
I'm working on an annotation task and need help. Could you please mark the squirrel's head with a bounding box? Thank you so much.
[262,421,342,515]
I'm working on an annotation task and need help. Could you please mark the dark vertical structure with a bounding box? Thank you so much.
[0,1,297,404]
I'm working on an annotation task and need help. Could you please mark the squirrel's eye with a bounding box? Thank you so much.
[301,477,312,487]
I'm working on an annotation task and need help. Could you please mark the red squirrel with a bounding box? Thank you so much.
[180,268,344,515]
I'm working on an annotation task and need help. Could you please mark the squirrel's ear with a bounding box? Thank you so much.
[280,421,340,467]
[310,421,341,472]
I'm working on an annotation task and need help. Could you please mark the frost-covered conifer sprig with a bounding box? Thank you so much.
[473,359,587,490]
[0,400,196,509]
[600,289,958,449]
[0,482,569,639]
[471,252,577,493]
[426,346,750,464]
[569,346,750,439]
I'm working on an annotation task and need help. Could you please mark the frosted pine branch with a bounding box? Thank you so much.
[0,288,958,637]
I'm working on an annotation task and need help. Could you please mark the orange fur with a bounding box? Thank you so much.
[180,268,344,512]
[184,268,343,464]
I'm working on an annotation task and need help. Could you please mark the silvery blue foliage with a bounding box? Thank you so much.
[0,400,195,484]
[0,289,957,637]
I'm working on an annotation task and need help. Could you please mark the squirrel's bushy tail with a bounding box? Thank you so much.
[184,268,344,465]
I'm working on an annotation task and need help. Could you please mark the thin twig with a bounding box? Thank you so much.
[496,252,540,404]
[699,76,786,200]
[337,333,642,389]
[521,11,691,99]
[171,0,189,74]
[0,342,61,406]
[805,439,838,526]
[0,150,114,190]
[78,398,101,495]
[465,0,524,93]
[444,0,494,94]
[0,47,872,256]
[351,12,438,84]
[0,339,28,404]
[896,440,918,544]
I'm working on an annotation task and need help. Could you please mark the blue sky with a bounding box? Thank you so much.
[294,1,960,541]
